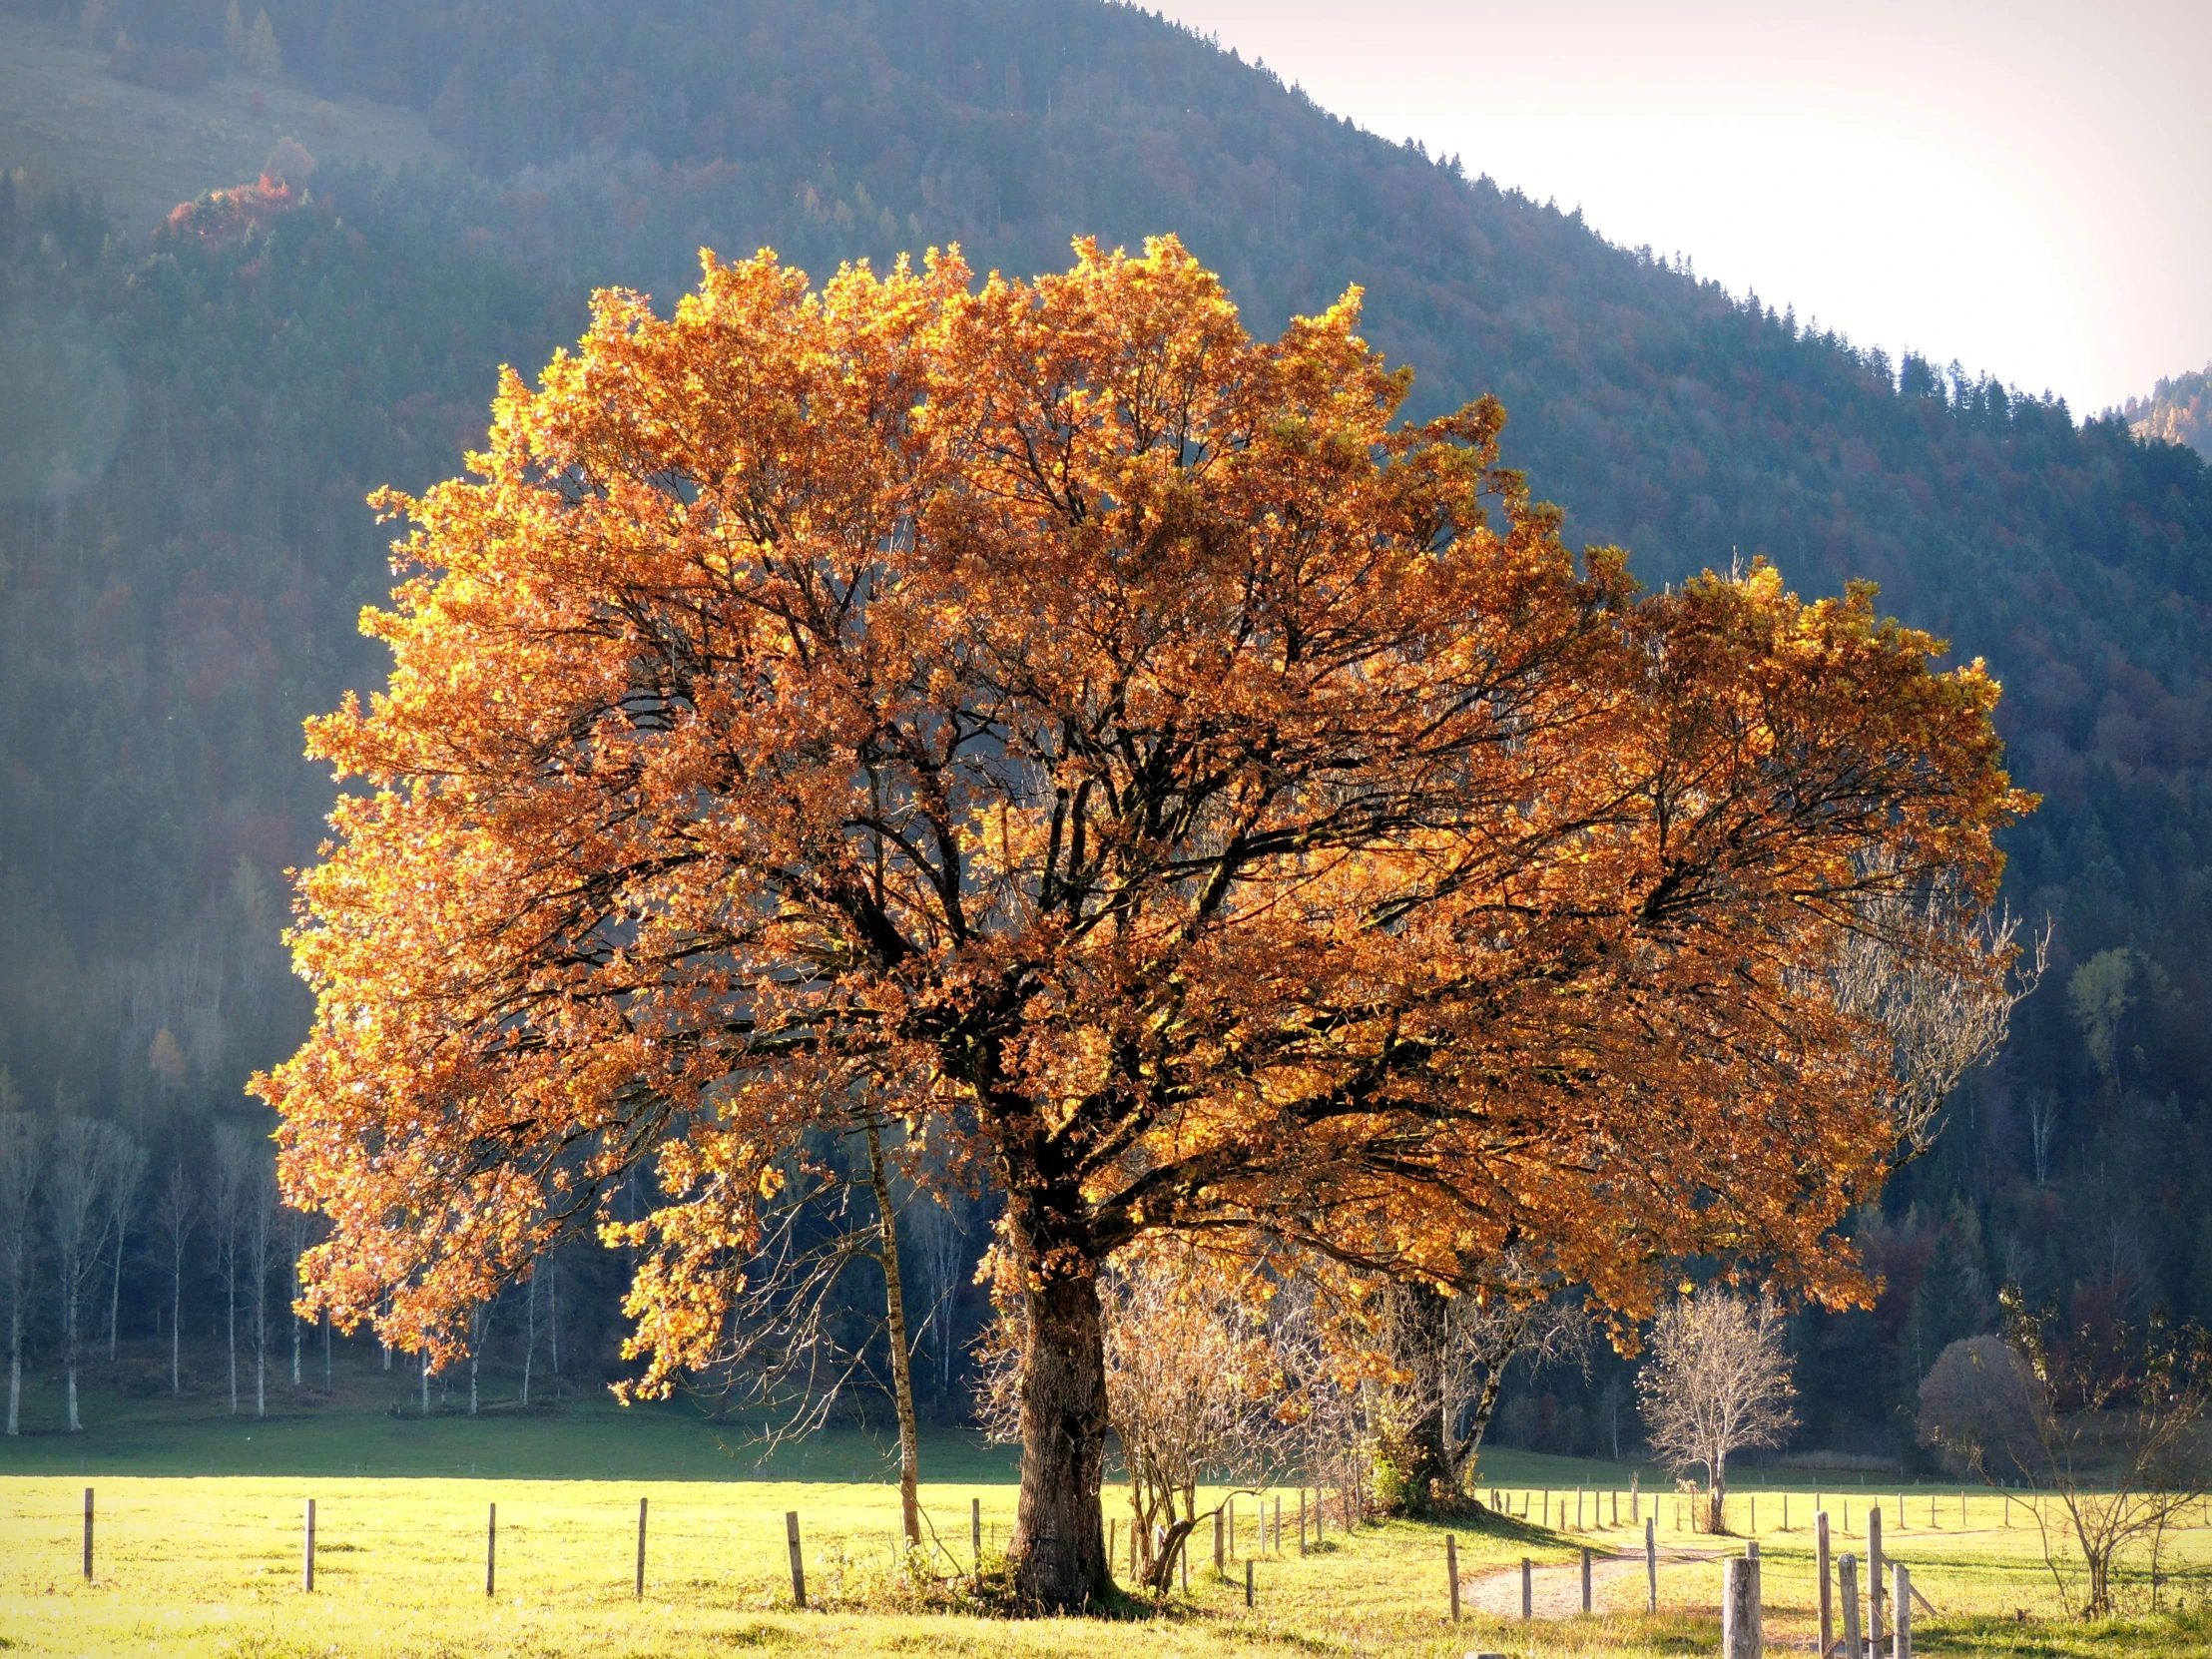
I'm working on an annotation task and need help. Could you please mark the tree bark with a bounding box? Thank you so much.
[108,1225,125,1363]
[63,1259,82,1432]
[169,1243,183,1394]
[1006,1206,1109,1610]
[1710,1448,1728,1535]
[863,1118,922,1548]
[522,1271,535,1407]
[1381,1280,1453,1511]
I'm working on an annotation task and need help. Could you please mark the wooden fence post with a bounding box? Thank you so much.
[1520,1555,1532,1621]
[486,1502,496,1597]
[1645,1516,1657,1612]
[1869,1506,1885,1647]
[635,1497,647,1599]
[1581,1546,1592,1614]
[1816,1509,1832,1659]
[1214,1506,1224,1571]
[970,1496,981,1569]
[1244,1557,1254,1608]
[1893,1563,1912,1659]
[302,1498,315,1593]
[82,1487,93,1582]
[1298,1488,1307,1556]
[1840,1553,1861,1659]
[1446,1534,1460,1621]
[1273,1493,1282,1555]
[786,1509,807,1608]
[1721,1555,1762,1659]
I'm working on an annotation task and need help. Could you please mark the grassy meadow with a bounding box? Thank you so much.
[7,1455,2212,1655]
[4,1360,2212,1655]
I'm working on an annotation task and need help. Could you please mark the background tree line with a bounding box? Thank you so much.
[0,0,2208,1466]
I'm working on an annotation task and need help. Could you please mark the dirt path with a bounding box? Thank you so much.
[1460,1540,1727,1618]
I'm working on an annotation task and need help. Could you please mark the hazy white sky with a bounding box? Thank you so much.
[1151,0,2210,413]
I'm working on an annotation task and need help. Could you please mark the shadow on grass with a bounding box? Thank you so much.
[1918,1609,2212,1657]
[1458,1505,1569,1547]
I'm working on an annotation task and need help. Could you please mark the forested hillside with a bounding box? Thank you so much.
[2,0,2209,1461]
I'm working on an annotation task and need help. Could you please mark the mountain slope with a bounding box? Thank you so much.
[2,0,2210,1453]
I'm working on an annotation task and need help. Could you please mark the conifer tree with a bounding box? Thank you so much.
[245,9,281,78]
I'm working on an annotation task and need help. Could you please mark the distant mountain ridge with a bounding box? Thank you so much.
[2126,364,2212,461]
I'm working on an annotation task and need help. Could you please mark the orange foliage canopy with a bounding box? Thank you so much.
[257,235,2021,1599]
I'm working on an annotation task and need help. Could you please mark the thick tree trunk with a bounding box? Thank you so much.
[1710,1449,1728,1535]
[1381,1280,1453,1511]
[1008,1230,1110,1611]
[7,1305,21,1435]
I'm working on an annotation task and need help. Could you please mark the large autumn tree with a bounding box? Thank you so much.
[258,237,2024,1610]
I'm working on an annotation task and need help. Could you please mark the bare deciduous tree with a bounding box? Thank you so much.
[1637,1289,1798,1533]
[1922,1299,2212,1617]
[1106,1250,1275,1592]
[282,1201,316,1385]
[900,1160,976,1412]
[47,1117,136,1432]
[211,1125,256,1415]
[152,1160,194,1395]
[243,1142,277,1418]
[1831,863,2047,1156]
[0,1106,40,1436]
[100,1135,146,1362]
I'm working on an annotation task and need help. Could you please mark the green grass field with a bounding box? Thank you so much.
[5,1358,2211,1655]
[0,9,449,233]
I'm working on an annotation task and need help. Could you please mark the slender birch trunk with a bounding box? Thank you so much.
[864,1117,922,1548]
[169,1237,183,1394]
[107,1227,125,1362]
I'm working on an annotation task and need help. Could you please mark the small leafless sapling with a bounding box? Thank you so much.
[1922,1295,2212,1617]
[1637,1288,1798,1533]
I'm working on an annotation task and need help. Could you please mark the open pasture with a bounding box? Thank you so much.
[5,1469,2212,1658]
